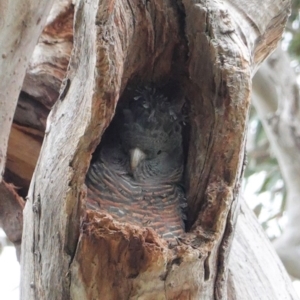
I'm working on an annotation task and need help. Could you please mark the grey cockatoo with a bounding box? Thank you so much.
[86,86,186,240]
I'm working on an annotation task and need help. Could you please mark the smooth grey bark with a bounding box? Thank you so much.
[253,47,300,279]
[229,199,299,300]
[0,0,55,181]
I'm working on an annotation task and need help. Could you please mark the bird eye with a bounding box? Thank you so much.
[157,150,162,155]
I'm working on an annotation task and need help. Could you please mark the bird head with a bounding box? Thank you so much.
[120,87,183,174]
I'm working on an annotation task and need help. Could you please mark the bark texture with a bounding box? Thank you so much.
[0,0,56,271]
[12,0,292,299]
[0,181,24,260]
[4,0,73,196]
[0,0,55,181]
[229,199,299,300]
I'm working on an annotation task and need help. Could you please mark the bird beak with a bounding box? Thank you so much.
[130,148,146,171]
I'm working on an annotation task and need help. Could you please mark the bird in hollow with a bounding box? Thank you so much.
[86,86,187,240]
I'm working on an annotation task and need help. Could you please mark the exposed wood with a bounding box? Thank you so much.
[0,181,25,260]
[22,1,73,109]
[3,2,74,196]
[14,0,292,299]
[5,124,43,195]
[0,0,55,181]
[71,211,205,299]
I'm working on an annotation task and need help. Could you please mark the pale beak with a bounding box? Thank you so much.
[130,148,146,171]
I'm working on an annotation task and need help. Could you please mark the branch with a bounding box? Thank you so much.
[253,46,300,279]
[0,0,56,180]
[228,199,298,299]
[0,181,25,260]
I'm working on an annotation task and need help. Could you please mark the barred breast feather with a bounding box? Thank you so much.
[86,87,187,240]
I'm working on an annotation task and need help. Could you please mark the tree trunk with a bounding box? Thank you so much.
[0,0,55,180]
[253,47,300,279]
[229,199,298,299]
[2,0,291,299]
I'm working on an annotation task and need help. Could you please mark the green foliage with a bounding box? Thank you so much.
[288,1,300,59]
[244,108,286,240]
[291,0,300,23]
[289,32,300,58]
[245,1,300,241]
